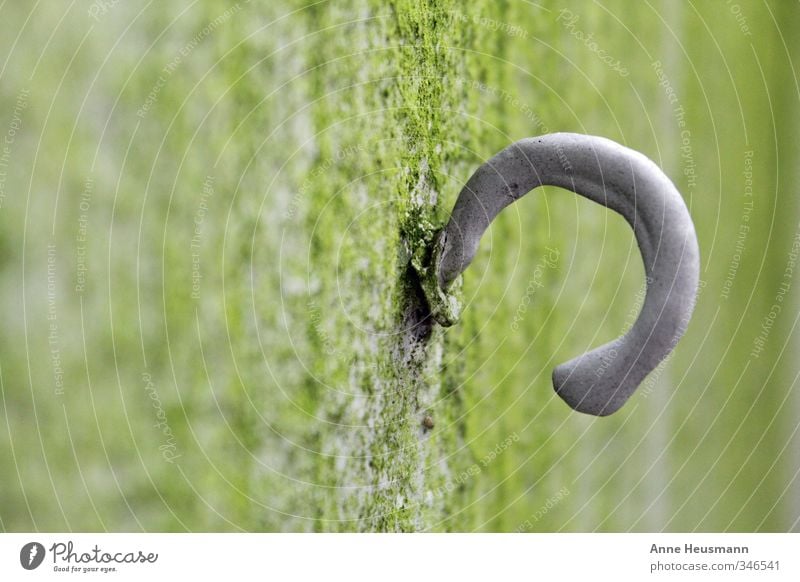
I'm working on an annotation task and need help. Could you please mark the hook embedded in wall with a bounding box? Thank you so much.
[421,132,700,417]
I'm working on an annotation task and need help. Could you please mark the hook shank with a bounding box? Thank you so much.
[435,133,700,416]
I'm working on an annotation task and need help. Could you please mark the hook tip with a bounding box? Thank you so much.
[552,357,627,417]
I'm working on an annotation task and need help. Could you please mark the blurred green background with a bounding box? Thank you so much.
[0,0,798,532]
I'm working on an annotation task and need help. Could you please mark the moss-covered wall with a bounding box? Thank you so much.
[0,0,798,532]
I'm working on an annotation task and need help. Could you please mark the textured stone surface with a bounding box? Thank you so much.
[2,0,797,534]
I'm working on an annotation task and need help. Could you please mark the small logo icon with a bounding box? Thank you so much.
[20,542,45,570]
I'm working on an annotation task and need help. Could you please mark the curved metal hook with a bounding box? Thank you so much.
[428,133,700,416]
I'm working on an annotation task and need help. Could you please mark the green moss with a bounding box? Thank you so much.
[292,0,478,531]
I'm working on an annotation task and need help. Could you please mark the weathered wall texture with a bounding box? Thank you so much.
[0,0,798,532]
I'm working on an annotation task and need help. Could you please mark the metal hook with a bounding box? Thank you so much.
[424,133,700,416]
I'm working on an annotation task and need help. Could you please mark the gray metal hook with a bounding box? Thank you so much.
[424,133,700,416]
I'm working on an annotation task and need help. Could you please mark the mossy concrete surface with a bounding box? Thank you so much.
[0,1,798,532]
